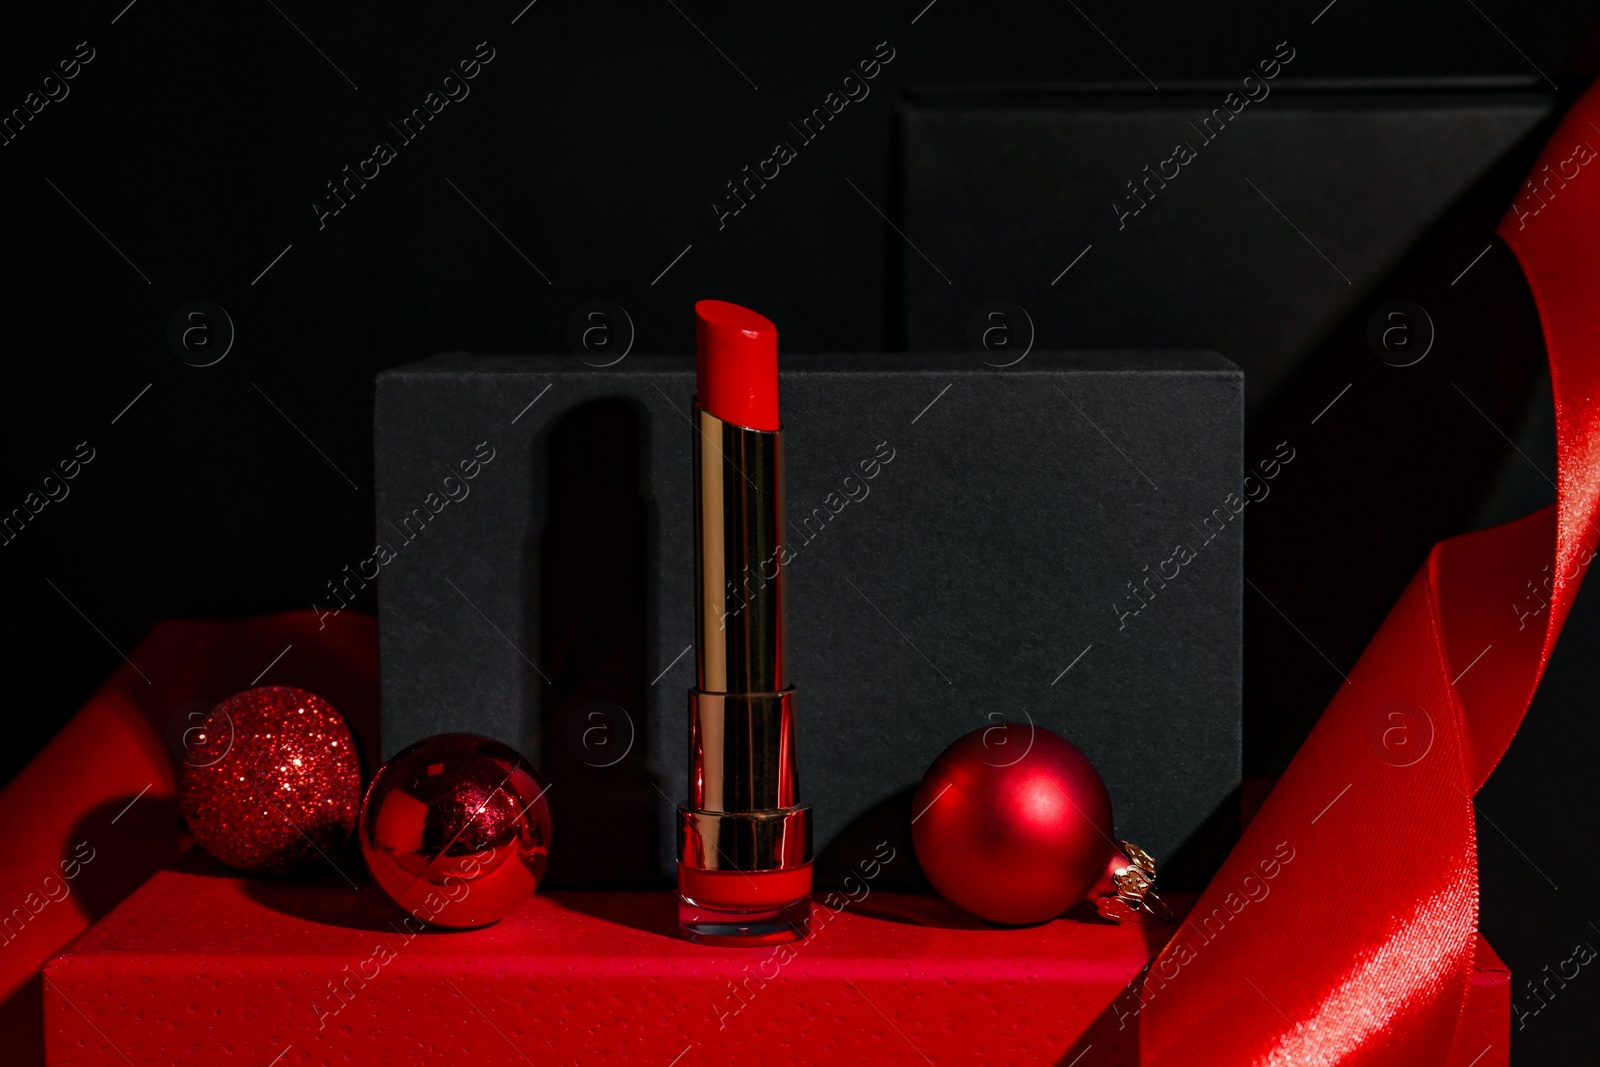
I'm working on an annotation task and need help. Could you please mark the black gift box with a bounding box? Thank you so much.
[374,352,1242,888]
[894,81,1554,413]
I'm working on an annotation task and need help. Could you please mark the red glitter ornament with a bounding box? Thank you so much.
[178,686,363,874]
[360,733,552,928]
[911,723,1114,925]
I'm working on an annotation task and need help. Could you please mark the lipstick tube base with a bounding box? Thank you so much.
[677,863,812,946]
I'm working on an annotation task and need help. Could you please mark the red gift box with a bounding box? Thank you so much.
[42,865,1510,1066]
[44,865,1181,1066]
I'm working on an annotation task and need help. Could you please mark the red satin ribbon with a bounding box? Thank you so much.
[1141,83,1600,1065]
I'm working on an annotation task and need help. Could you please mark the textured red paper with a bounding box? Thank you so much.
[47,867,1181,1066]
[42,867,1509,1066]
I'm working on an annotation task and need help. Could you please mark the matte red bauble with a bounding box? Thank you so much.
[911,723,1114,924]
[178,686,363,874]
[360,733,552,928]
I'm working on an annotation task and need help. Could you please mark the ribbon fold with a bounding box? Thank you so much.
[1141,79,1600,1066]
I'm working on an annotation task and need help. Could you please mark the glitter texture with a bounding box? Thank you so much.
[178,686,362,874]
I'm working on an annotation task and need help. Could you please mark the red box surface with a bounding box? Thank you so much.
[44,868,1180,1066]
[42,867,1509,1066]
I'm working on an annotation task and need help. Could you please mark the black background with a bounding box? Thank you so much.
[4,1,1599,1062]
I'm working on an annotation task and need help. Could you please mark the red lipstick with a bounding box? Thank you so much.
[693,299,780,431]
[678,299,812,945]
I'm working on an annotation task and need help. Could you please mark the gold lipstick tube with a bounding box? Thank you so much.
[677,403,813,944]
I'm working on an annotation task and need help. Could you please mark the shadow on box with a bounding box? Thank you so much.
[518,398,953,895]
[530,398,663,889]
[514,395,1240,897]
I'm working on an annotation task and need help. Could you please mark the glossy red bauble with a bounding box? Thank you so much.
[360,733,552,928]
[178,686,363,874]
[911,723,1114,924]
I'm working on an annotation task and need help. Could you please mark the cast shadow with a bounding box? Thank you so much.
[845,890,1129,932]
[1063,990,1143,1066]
[191,839,421,935]
[0,791,172,1067]
[83,786,414,935]
[1159,784,1241,892]
[188,846,515,938]
[814,787,928,892]
[0,975,42,1067]
[65,792,182,923]
[1244,110,1560,778]
[817,781,1237,920]
[546,890,683,941]
[529,397,663,889]
[241,868,423,935]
